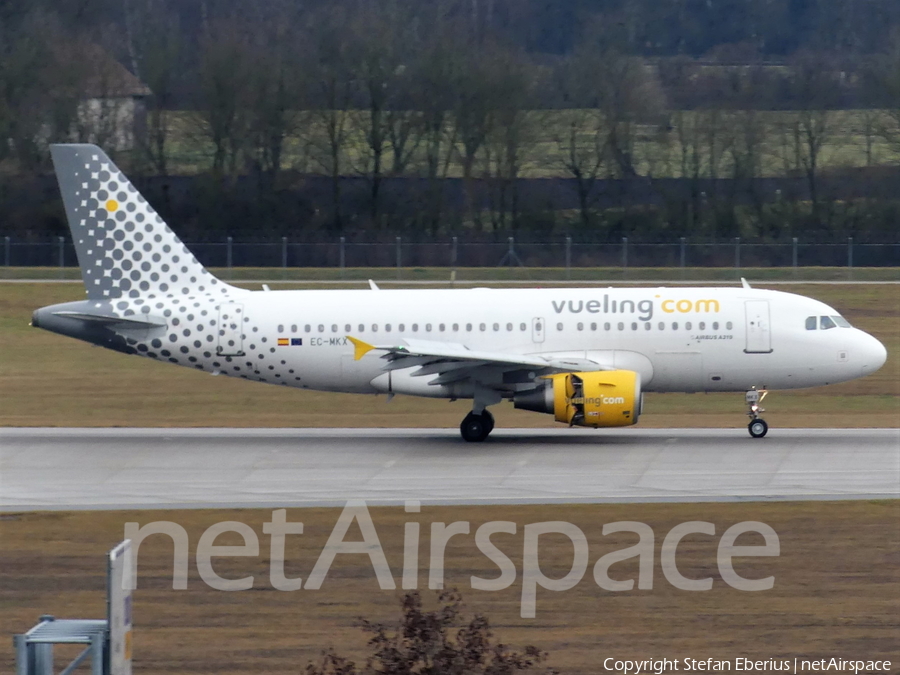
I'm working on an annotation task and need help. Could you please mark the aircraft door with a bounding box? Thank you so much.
[744,300,772,353]
[216,302,245,356]
[532,317,545,344]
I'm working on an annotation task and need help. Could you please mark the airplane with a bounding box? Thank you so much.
[31,144,887,441]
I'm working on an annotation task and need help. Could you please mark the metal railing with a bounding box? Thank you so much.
[3,235,897,273]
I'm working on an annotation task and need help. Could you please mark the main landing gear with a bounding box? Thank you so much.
[745,387,769,438]
[460,409,495,442]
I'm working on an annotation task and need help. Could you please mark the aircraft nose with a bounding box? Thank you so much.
[858,331,887,375]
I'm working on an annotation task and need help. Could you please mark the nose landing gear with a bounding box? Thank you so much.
[745,387,769,438]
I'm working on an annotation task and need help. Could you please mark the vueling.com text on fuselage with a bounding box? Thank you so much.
[551,295,722,322]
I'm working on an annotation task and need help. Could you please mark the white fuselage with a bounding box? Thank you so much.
[196,286,885,396]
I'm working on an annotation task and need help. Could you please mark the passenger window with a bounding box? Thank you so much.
[399,323,405,332]
[453,323,459,331]
[426,323,432,332]
[805,316,817,330]
[371,324,378,332]
[305,324,312,333]
[332,324,338,333]
[493,323,499,331]
[344,324,350,332]
[644,322,651,330]
[658,322,665,330]
[278,324,284,333]
[699,322,706,330]
[712,322,719,330]
[631,322,637,330]
[385,324,392,332]
[506,323,513,331]
[466,323,473,332]
[726,321,732,330]
[520,323,527,331]
[577,322,584,331]
[412,324,418,332]
[820,316,836,330]
[292,325,298,333]
[439,323,445,332]
[591,322,597,331]
[617,322,624,331]
[357,324,363,332]
[557,322,564,331]
[480,323,486,331]
[672,322,678,330]
[605,322,611,331]
[318,324,324,332]
[685,322,692,330]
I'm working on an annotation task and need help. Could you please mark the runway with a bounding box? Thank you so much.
[1,428,897,510]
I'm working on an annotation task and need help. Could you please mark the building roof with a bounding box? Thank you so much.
[77,44,152,99]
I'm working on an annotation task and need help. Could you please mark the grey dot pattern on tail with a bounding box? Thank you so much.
[62,147,224,301]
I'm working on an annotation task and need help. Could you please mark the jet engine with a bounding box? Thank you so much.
[514,370,642,428]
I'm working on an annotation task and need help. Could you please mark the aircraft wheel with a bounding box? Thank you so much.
[482,409,495,434]
[460,412,491,442]
[748,419,769,439]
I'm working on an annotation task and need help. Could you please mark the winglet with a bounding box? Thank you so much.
[741,277,751,289]
[347,336,376,360]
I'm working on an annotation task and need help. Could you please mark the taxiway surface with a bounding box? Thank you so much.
[1,428,897,510]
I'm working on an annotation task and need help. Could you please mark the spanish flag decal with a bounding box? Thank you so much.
[277,338,290,346]
[278,337,302,346]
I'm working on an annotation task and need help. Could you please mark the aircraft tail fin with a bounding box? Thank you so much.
[50,144,232,301]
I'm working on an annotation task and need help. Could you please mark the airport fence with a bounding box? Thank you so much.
[4,235,899,273]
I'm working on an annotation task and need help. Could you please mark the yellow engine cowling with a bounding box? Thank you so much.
[513,370,642,428]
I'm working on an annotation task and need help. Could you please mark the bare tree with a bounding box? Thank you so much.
[450,43,500,232]
[668,106,731,237]
[241,2,307,191]
[0,9,80,171]
[776,51,843,227]
[0,9,53,170]
[482,49,535,235]
[305,591,551,675]
[411,25,465,236]
[347,2,414,228]
[194,18,253,184]
[592,49,661,179]
[301,6,357,235]
[554,109,609,231]
[874,28,900,162]
[553,48,610,232]
[722,107,768,228]
[553,38,665,236]
[127,0,182,177]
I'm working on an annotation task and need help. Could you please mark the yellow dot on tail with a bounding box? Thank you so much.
[105,199,118,212]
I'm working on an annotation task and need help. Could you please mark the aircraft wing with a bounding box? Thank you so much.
[347,336,607,386]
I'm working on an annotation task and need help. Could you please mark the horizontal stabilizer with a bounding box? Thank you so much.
[52,311,166,328]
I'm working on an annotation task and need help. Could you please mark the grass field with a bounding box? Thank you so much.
[0,281,897,428]
[160,109,900,179]
[1,501,897,674]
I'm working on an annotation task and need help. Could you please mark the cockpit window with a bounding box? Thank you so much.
[832,315,851,328]
[820,316,837,330]
[805,316,817,330]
